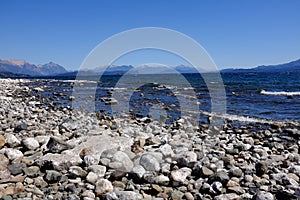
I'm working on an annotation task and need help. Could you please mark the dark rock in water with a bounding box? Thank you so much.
[14,123,27,132]
[255,162,268,176]
[46,137,71,153]
[7,162,26,175]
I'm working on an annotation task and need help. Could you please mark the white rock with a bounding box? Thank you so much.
[23,138,40,150]
[171,167,192,183]
[5,148,23,160]
[86,172,98,184]
[5,133,21,147]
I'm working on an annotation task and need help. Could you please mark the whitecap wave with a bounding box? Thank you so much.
[260,90,300,96]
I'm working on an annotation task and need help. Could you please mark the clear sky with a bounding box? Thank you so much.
[0,0,299,70]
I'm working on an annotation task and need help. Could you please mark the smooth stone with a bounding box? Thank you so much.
[140,153,160,172]
[171,167,192,183]
[86,172,98,184]
[131,165,146,180]
[159,144,174,157]
[214,193,240,200]
[202,166,214,177]
[45,170,62,183]
[171,190,184,200]
[154,174,170,186]
[110,151,134,172]
[88,165,106,177]
[69,166,87,178]
[229,167,243,177]
[22,138,39,150]
[95,178,113,196]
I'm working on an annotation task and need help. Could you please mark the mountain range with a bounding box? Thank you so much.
[1,58,300,77]
[0,59,67,76]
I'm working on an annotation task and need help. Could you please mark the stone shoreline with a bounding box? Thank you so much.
[0,78,299,200]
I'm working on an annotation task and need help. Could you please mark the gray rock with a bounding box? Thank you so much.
[154,174,170,186]
[131,165,146,180]
[176,151,197,167]
[229,167,243,177]
[45,170,62,183]
[88,165,106,177]
[46,137,71,153]
[253,191,274,200]
[115,191,143,200]
[110,151,133,172]
[7,162,26,175]
[69,166,87,178]
[23,166,40,177]
[4,133,21,147]
[171,190,184,200]
[140,153,160,172]
[22,137,39,150]
[208,170,230,185]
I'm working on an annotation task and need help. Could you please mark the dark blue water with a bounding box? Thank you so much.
[28,71,300,124]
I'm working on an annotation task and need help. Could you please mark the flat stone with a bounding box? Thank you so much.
[202,166,214,177]
[214,193,240,200]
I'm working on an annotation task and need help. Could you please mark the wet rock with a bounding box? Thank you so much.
[95,178,113,196]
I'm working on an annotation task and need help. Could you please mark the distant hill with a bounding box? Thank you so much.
[0,59,68,76]
[0,71,31,78]
[222,59,300,73]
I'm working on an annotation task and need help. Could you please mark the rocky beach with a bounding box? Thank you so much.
[0,78,300,200]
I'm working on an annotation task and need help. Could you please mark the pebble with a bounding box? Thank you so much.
[95,178,113,196]
[22,138,39,150]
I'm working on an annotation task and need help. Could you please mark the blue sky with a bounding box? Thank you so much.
[0,0,299,70]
